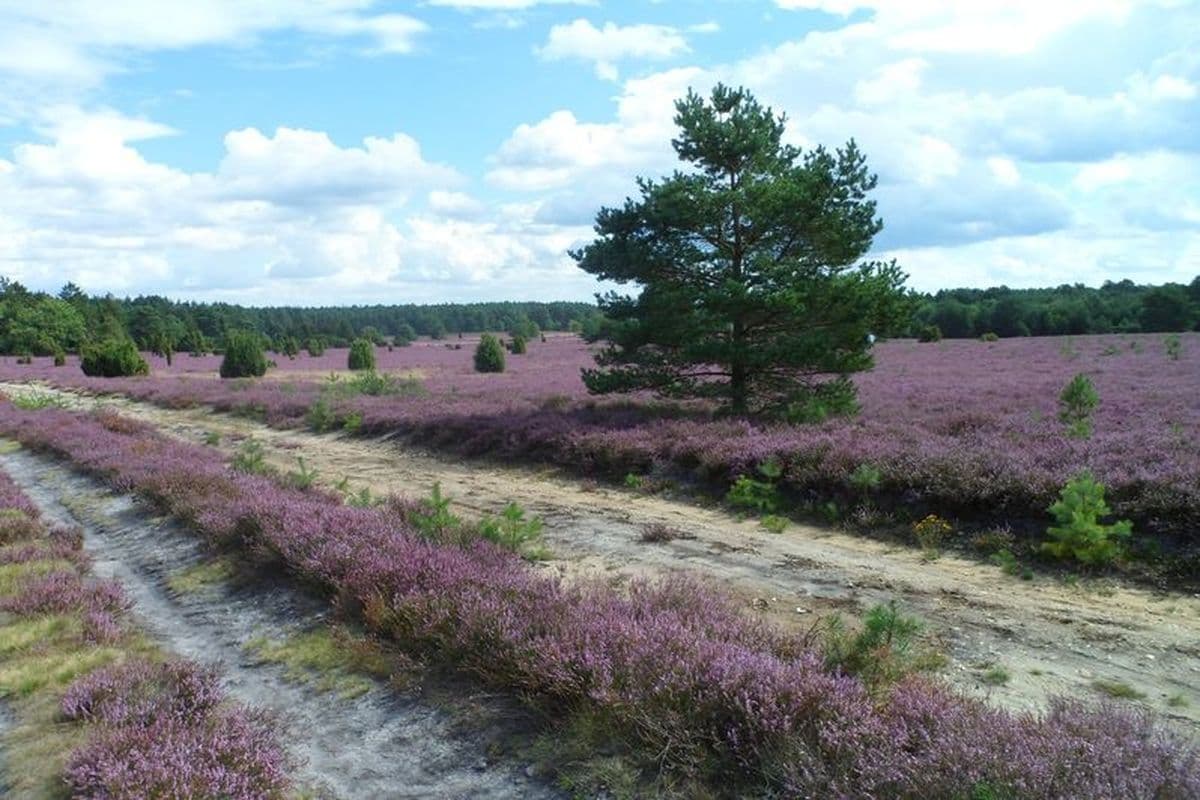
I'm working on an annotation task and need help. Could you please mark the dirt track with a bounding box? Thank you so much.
[9,383,1199,734]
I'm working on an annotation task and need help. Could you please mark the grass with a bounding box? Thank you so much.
[0,558,76,595]
[1091,679,1146,700]
[1166,693,1190,708]
[981,665,1010,686]
[244,625,391,700]
[166,556,239,595]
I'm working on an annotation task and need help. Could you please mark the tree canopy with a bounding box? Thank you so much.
[573,84,909,416]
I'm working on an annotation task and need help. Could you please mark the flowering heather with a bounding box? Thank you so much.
[5,333,1197,547]
[2,402,1195,797]
[0,456,291,798]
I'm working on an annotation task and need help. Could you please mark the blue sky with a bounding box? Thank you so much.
[0,1,1196,305]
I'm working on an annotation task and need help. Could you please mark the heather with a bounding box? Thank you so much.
[1,403,1195,797]
[0,453,290,798]
[6,333,1198,555]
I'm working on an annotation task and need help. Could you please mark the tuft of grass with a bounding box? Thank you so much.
[638,523,691,544]
[1091,679,1146,700]
[1166,693,1189,708]
[203,430,221,446]
[760,514,788,534]
[244,626,390,700]
[166,557,238,595]
[981,665,1010,686]
[8,391,69,410]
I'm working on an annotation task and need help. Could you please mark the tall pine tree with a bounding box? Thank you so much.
[573,85,909,416]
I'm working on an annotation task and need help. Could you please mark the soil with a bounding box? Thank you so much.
[8,384,1199,737]
[0,445,558,800]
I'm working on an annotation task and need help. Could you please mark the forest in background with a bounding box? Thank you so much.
[0,275,1197,356]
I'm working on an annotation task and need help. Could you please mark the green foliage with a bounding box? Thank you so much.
[306,338,326,357]
[479,502,545,556]
[306,397,336,433]
[1042,472,1132,565]
[473,333,506,373]
[573,84,909,416]
[849,463,882,494]
[0,295,86,355]
[8,391,68,410]
[284,457,319,491]
[342,411,362,434]
[410,483,462,540]
[52,350,66,367]
[782,378,859,424]
[981,665,1010,686]
[393,323,417,346]
[347,338,376,371]
[232,439,271,475]
[823,601,939,688]
[1092,680,1145,700]
[726,460,782,514]
[203,431,221,446]
[219,330,267,379]
[623,473,644,490]
[979,331,999,342]
[1058,372,1098,438]
[279,336,300,358]
[760,514,788,534]
[1163,334,1182,360]
[79,336,149,377]
[509,333,527,354]
[989,549,1021,576]
[916,324,942,343]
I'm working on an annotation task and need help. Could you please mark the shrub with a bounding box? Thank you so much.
[1058,372,1098,438]
[280,336,300,359]
[306,397,336,433]
[913,514,952,554]
[473,334,506,373]
[1164,334,1182,361]
[219,331,267,379]
[306,339,326,357]
[80,337,149,378]
[783,379,858,424]
[823,601,937,688]
[727,471,779,513]
[53,350,66,367]
[917,324,942,343]
[348,338,375,371]
[509,334,527,354]
[979,332,999,342]
[479,503,544,556]
[760,514,788,533]
[1042,472,1132,565]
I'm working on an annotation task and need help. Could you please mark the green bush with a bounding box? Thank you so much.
[280,336,300,359]
[306,339,326,357]
[474,334,506,373]
[347,338,376,371]
[979,332,999,342]
[53,350,66,367]
[783,378,859,424]
[917,324,942,343]
[509,334,527,354]
[80,337,149,377]
[1041,471,1132,565]
[1164,334,1182,361]
[219,330,267,379]
[1058,372,1098,438]
[479,502,545,556]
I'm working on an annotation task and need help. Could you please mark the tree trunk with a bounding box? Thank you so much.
[730,321,748,414]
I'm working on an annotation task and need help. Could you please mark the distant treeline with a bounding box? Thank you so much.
[0,278,601,356]
[1,276,1198,357]
[912,278,1200,339]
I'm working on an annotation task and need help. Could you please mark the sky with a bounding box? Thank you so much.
[0,1,1196,306]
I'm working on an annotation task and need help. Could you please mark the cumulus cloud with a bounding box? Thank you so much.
[538,19,689,80]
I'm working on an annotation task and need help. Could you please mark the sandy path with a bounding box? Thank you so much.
[0,445,554,799]
[9,383,1199,734]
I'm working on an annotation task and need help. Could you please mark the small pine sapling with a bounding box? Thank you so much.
[1042,471,1132,565]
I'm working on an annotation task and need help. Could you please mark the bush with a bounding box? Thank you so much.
[474,334,506,373]
[80,337,149,378]
[53,350,66,367]
[1058,373,1098,438]
[917,324,942,343]
[306,339,326,357]
[219,331,267,379]
[783,378,859,424]
[979,332,999,342]
[347,338,376,371]
[1042,472,1132,565]
[280,336,300,359]
[509,334,527,354]
[1164,334,1182,361]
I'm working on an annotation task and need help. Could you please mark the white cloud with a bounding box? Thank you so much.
[1151,74,1197,101]
[538,19,689,80]
[0,1,428,87]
